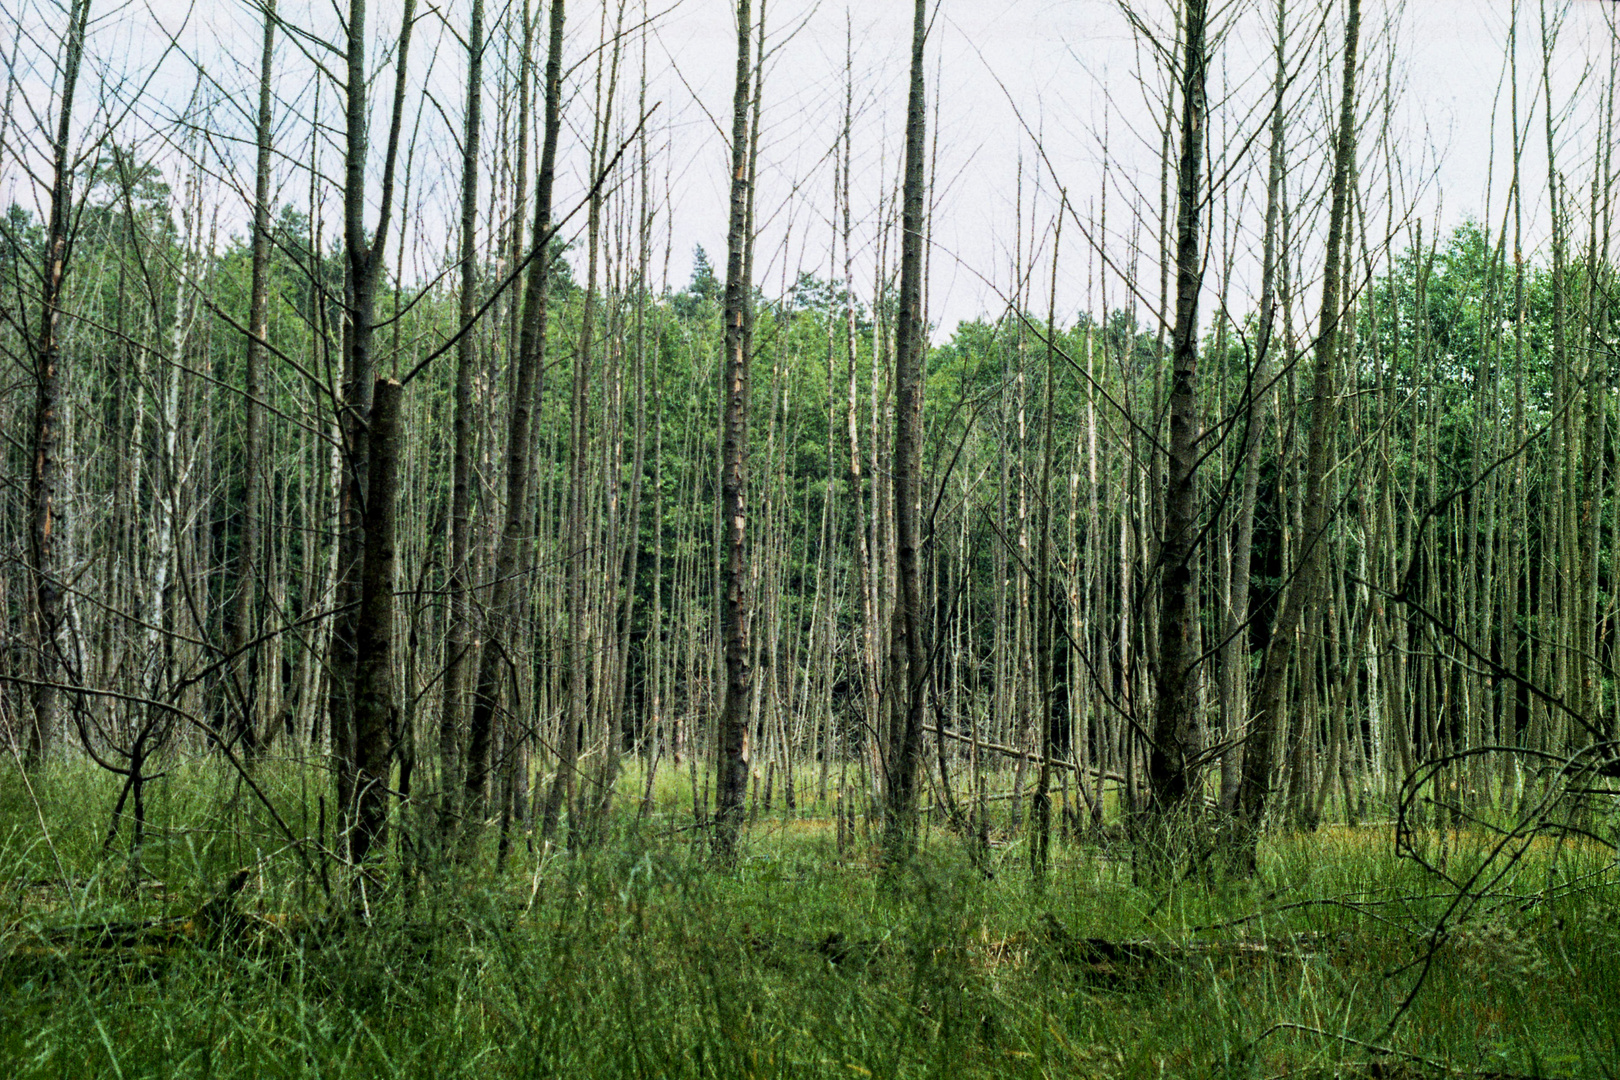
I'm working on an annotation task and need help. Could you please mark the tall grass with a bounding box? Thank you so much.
[2,760,1617,1078]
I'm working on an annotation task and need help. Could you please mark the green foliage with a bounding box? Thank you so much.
[3,763,1618,1079]
[672,245,721,320]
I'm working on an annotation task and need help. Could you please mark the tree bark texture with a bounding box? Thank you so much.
[331,0,414,848]
[1220,0,1288,811]
[882,0,930,856]
[228,0,276,763]
[714,0,756,861]
[440,0,485,826]
[1236,0,1361,862]
[350,378,402,867]
[1149,0,1210,814]
[468,0,565,839]
[25,0,91,770]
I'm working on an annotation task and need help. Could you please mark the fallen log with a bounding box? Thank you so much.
[4,867,256,969]
[1025,913,1356,985]
[925,724,1126,785]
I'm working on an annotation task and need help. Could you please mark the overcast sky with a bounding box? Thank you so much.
[650,0,1614,335]
[2,0,1615,340]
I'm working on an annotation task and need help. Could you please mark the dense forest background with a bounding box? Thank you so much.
[0,0,1616,876]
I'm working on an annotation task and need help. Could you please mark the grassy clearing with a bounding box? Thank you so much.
[2,761,1617,1079]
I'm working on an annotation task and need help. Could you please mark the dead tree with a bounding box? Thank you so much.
[330,0,416,853]
[1148,0,1211,816]
[882,0,930,857]
[1236,0,1362,867]
[226,0,277,762]
[714,0,757,861]
[23,0,91,770]
[440,0,485,829]
[350,378,403,868]
[468,0,566,844]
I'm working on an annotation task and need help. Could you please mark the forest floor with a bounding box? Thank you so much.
[1,762,1617,1078]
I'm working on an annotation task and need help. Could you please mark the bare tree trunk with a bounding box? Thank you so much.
[440,0,485,833]
[1149,0,1210,816]
[714,0,756,861]
[602,29,654,831]
[24,0,90,770]
[228,0,276,764]
[882,0,929,857]
[331,0,415,853]
[1236,0,1362,867]
[840,26,880,808]
[492,0,564,844]
[1220,0,1288,813]
[350,378,403,870]
[1032,208,1062,882]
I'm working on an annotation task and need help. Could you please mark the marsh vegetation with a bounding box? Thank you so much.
[2,0,1618,1074]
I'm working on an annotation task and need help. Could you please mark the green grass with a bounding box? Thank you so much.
[2,760,1618,1078]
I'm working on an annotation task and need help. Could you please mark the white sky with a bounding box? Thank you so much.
[1,0,1615,340]
[644,0,1616,338]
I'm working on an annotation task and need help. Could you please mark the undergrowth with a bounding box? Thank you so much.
[1,761,1616,1078]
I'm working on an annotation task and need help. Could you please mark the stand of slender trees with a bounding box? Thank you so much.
[1,0,1616,876]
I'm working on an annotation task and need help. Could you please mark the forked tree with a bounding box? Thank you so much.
[330,0,416,856]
